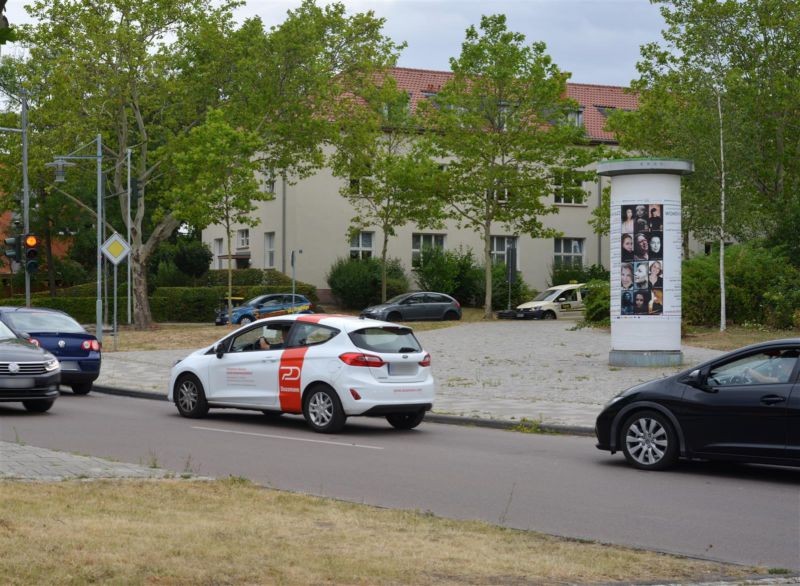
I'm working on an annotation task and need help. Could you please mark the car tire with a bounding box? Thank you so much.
[71,383,92,395]
[443,310,460,321]
[386,411,425,430]
[174,374,209,419]
[303,385,346,433]
[238,315,254,325]
[542,311,557,320]
[23,399,54,413]
[387,311,402,322]
[620,410,679,471]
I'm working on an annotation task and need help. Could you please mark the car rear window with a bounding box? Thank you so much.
[5,311,85,334]
[349,327,422,353]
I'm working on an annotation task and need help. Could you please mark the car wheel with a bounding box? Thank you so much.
[542,311,557,320]
[174,374,209,419]
[71,383,92,395]
[386,411,426,430]
[23,400,54,413]
[621,410,678,470]
[238,315,254,325]
[443,310,460,321]
[387,311,402,322]
[303,385,346,433]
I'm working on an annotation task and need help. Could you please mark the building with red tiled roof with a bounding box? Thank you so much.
[203,67,637,299]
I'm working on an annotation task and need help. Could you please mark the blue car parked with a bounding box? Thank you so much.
[0,307,101,395]
[215,294,316,325]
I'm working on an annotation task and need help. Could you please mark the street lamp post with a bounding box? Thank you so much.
[48,134,104,343]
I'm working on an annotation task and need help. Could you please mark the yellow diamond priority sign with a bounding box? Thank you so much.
[101,233,131,266]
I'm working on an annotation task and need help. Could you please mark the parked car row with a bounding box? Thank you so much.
[0,307,102,412]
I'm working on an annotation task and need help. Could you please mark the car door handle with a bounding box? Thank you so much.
[760,394,786,405]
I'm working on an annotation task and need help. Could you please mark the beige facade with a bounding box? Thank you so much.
[202,162,613,300]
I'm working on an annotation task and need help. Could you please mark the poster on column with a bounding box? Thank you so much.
[611,200,681,325]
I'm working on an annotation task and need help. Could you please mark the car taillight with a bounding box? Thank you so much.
[455,299,461,309]
[82,340,101,351]
[419,353,431,367]
[28,337,40,347]
[339,352,385,367]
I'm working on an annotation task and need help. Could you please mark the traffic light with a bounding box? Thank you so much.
[23,234,39,273]
[3,235,21,263]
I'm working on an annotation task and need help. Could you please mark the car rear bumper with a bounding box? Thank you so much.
[58,359,100,384]
[361,403,432,416]
[334,377,435,416]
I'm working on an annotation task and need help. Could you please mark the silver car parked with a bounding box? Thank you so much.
[360,292,462,322]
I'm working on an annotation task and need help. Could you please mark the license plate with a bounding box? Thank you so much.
[0,377,33,389]
[59,361,79,371]
[388,363,416,376]
[516,312,525,318]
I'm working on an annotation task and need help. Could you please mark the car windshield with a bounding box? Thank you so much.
[4,311,85,334]
[243,295,274,307]
[385,294,411,304]
[531,288,562,302]
[0,320,17,340]
[349,326,422,353]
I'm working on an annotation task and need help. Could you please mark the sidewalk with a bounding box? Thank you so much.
[94,319,723,430]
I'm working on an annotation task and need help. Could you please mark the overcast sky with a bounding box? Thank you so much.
[3,0,667,87]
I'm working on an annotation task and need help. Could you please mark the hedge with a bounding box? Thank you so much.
[1,281,319,324]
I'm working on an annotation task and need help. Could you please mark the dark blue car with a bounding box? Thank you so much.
[0,307,101,395]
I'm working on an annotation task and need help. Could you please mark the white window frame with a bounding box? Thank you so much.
[350,231,374,259]
[491,236,518,266]
[554,237,584,267]
[237,229,249,249]
[213,238,224,270]
[264,232,275,269]
[553,170,584,205]
[412,233,445,265]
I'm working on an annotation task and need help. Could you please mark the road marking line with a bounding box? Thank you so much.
[191,426,384,450]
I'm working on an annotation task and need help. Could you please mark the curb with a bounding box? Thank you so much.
[92,386,595,436]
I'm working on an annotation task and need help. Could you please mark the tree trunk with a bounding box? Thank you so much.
[131,244,152,328]
[381,228,389,302]
[226,222,234,327]
[483,219,493,320]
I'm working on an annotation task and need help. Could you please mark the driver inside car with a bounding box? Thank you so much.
[745,352,798,384]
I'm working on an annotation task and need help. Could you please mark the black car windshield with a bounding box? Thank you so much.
[5,311,85,334]
[349,326,422,353]
[0,321,16,340]
[531,289,561,302]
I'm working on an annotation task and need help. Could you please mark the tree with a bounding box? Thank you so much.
[162,109,266,323]
[420,15,596,318]
[330,77,444,301]
[6,0,244,328]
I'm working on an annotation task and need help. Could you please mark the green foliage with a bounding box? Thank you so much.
[154,261,191,288]
[550,264,610,287]
[326,257,409,309]
[413,247,483,306]
[205,269,295,287]
[175,240,213,279]
[682,244,800,328]
[419,14,599,315]
[582,280,611,326]
[479,263,532,311]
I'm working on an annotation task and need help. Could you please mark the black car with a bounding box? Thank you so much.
[360,292,461,322]
[0,307,101,395]
[596,339,800,470]
[0,319,61,412]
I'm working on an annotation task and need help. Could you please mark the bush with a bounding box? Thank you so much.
[154,261,192,287]
[583,279,610,326]
[206,269,291,287]
[413,247,483,306]
[682,243,800,328]
[475,263,532,310]
[550,263,610,287]
[326,257,409,309]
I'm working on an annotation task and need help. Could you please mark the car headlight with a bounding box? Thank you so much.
[45,358,60,372]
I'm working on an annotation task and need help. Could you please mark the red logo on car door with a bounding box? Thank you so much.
[279,347,309,413]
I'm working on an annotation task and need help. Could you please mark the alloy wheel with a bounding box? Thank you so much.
[625,416,668,466]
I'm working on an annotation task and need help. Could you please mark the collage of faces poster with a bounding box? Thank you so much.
[612,201,681,321]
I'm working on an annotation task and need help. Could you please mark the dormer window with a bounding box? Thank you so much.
[567,108,584,127]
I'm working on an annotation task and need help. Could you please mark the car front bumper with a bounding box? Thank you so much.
[0,371,61,402]
[496,309,540,320]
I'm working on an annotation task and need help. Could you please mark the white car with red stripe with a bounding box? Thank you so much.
[168,314,435,433]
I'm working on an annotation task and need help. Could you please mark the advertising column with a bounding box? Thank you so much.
[597,159,693,367]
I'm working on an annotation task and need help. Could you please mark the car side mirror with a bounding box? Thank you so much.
[215,344,225,359]
[684,369,715,392]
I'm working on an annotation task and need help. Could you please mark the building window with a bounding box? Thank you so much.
[350,231,373,259]
[553,169,583,204]
[264,232,275,268]
[567,108,584,127]
[213,238,224,270]
[554,238,584,267]
[491,236,518,266]
[412,233,445,266]
[237,229,249,249]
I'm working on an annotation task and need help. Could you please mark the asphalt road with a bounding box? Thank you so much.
[2,392,798,570]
